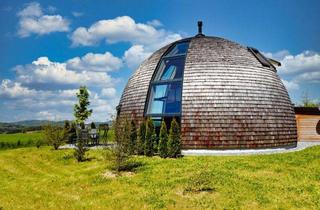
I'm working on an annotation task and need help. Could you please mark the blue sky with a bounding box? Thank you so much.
[0,0,319,122]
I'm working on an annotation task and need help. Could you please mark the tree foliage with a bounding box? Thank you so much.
[144,118,155,156]
[158,120,168,158]
[136,120,146,155]
[73,86,93,124]
[129,119,137,155]
[43,125,65,150]
[167,118,181,158]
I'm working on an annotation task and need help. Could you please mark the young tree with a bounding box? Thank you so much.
[73,86,92,161]
[158,120,168,158]
[136,120,146,155]
[63,120,71,142]
[144,118,155,156]
[167,118,181,158]
[129,119,137,155]
[74,86,93,124]
[43,125,65,150]
[111,117,131,171]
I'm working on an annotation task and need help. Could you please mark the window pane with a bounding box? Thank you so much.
[155,57,185,81]
[166,42,189,56]
[147,83,182,114]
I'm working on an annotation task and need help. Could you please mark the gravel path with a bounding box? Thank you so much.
[59,141,320,156]
[181,141,320,156]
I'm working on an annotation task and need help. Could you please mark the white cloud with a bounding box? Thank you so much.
[147,19,163,27]
[14,56,116,87]
[123,45,151,69]
[272,51,320,75]
[101,87,116,98]
[17,2,69,37]
[66,52,122,72]
[0,79,36,98]
[72,11,83,17]
[281,79,299,91]
[70,16,182,48]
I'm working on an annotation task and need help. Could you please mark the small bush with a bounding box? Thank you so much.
[43,125,65,150]
[129,119,137,155]
[136,120,146,155]
[35,139,43,148]
[167,118,181,158]
[158,121,168,158]
[144,118,155,156]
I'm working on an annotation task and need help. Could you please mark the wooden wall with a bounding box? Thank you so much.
[296,114,320,141]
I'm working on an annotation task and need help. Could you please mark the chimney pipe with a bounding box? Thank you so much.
[196,21,205,37]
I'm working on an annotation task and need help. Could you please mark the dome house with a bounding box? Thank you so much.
[117,22,297,149]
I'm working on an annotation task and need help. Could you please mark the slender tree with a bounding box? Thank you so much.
[158,120,168,158]
[129,119,137,155]
[136,120,146,155]
[73,86,92,162]
[112,117,131,171]
[167,118,181,158]
[73,86,93,124]
[144,118,155,156]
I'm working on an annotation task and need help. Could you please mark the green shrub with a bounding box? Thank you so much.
[167,118,181,158]
[43,125,65,150]
[158,121,168,158]
[35,139,42,148]
[136,120,146,155]
[129,119,137,155]
[108,117,132,172]
[144,118,155,156]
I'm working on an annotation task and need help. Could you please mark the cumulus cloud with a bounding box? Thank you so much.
[66,52,122,72]
[70,16,182,48]
[264,50,320,92]
[14,56,116,88]
[100,87,116,98]
[17,2,69,37]
[123,45,152,68]
[0,79,36,98]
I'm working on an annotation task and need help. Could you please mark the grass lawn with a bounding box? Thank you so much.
[0,146,320,209]
[0,131,44,149]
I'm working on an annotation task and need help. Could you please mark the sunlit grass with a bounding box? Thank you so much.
[0,146,319,209]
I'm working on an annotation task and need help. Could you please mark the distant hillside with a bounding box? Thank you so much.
[0,120,111,134]
[12,120,64,127]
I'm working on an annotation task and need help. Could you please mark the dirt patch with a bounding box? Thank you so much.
[102,170,135,178]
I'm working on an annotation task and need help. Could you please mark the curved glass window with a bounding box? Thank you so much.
[146,41,189,117]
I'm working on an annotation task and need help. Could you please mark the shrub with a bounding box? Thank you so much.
[158,121,168,158]
[43,125,65,150]
[129,119,137,155]
[167,118,181,158]
[144,118,155,156]
[136,120,146,155]
[108,117,132,172]
[35,139,43,148]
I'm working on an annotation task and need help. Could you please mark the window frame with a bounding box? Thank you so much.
[144,40,190,118]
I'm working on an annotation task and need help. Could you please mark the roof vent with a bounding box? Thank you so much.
[196,21,205,37]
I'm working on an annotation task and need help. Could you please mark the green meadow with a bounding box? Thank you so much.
[0,145,319,209]
[0,131,44,149]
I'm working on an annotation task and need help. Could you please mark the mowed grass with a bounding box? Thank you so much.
[0,146,320,209]
[0,131,43,149]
